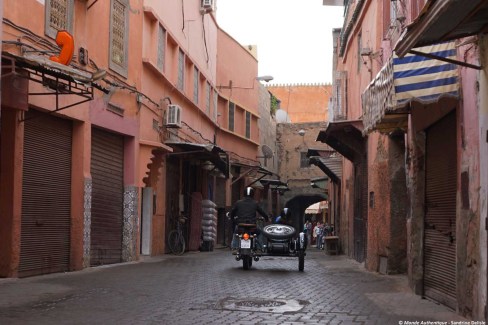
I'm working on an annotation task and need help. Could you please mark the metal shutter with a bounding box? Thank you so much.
[424,112,457,309]
[189,192,202,251]
[353,161,368,263]
[20,110,72,277]
[90,128,124,266]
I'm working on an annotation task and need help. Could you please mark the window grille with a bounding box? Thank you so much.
[110,0,128,77]
[205,82,211,115]
[213,91,218,122]
[178,49,185,91]
[45,0,73,39]
[228,102,235,132]
[157,25,166,70]
[245,111,251,139]
[300,152,310,168]
[331,71,347,121]
[193,67,199,104]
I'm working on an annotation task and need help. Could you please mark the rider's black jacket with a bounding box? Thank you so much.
[229,196,269,224]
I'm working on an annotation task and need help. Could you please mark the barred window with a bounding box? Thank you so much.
[177,49,185,91]
[193,67,199,104]
[45,0,74,39]
[228,102,235,132]
[205,82,211,115]
[110,0,129,77]
[157,25,166,70]
[213,91,218,122]
[300,152,310,168]
[245,111,251,139]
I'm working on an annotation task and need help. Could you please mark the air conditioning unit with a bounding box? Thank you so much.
[166,104,182,128]
[201,0,213,11]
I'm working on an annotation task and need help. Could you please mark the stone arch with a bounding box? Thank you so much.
[284,194,327,231]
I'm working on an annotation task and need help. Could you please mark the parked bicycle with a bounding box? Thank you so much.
[168,213,187,255]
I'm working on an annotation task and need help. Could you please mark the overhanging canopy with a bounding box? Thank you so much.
[395,0,488,58]
[229,160,278,187]
[310,176,329,190]
[307,149,342,184]
[305,202,322,214]
[165,141,229,178]
[362,42,459,134]
[316,121,365,163]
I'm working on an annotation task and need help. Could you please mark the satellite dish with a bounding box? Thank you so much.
[258,144,274,159]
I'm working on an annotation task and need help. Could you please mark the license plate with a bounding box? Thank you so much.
[240,239,251,249]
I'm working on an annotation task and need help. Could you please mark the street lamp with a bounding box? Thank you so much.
[217,75,274,90]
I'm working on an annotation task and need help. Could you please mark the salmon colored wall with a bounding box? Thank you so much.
[217,29,259,115]
[267,84,332,123]
[2,0,144,273]
[144,0,218,86]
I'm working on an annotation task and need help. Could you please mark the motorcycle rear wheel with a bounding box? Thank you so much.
[242,256,252,270]
[298,251,305,271]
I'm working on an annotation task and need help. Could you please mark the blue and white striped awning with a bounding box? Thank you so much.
[362,41,459,134]
[393,42,459,104]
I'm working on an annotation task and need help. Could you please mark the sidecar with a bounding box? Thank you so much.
[234,223,306,271]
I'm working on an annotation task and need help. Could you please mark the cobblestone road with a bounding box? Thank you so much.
[0,249,468,325]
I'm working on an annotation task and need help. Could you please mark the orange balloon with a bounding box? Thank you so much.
[49,30,74,65]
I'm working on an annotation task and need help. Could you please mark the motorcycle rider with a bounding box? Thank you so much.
[275,207,291,225]
[229,186,269,251]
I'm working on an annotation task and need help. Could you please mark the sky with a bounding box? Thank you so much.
[216,0,344,85]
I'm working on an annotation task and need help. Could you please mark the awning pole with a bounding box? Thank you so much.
[408,49,482,70]
[231,168,255,185]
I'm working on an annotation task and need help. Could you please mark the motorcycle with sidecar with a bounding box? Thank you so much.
[232,219,307,271]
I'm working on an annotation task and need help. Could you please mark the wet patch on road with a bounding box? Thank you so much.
[215,297,309,314]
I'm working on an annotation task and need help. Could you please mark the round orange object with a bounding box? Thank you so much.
[243,233,250,240]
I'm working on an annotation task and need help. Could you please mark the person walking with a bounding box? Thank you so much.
[315,222,324,249]
[304,220,312,247]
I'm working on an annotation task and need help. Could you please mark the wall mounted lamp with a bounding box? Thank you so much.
[217,75,274,90]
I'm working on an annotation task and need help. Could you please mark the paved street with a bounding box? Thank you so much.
[0,249,467,325]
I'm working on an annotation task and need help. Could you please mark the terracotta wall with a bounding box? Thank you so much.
[267,84,331,123]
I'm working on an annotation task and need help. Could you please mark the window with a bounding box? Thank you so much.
[45,0,74,39]
[110,0,129,77]
[213,91,218,122]
[245,111,251,139]
[157,25,166,70]
[177,49,185,91]
[228,102,235,132]
[205,82,211,115]
[193,67,199,104]
[300,152,310,168]
[357,32,362,73]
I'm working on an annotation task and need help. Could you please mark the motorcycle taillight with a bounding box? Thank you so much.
[243,233,250,240]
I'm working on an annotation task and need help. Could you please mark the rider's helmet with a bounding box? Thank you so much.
[244,186,255,198]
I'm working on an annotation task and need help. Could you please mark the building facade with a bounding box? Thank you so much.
[324,0,487,320]
[0,0,275,277]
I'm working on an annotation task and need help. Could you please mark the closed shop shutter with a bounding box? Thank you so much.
[189,192,203,251]
[90,128,124,266]
[353,161,367,263]
[20,110,72,277]
[424,112,457,309]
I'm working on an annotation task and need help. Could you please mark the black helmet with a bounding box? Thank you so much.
[244,186,255,198]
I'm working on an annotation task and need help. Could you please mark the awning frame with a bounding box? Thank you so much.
[317,120,365,164]
[2,52,105,122]
[394,0,488,59]
[165,141,230,178]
